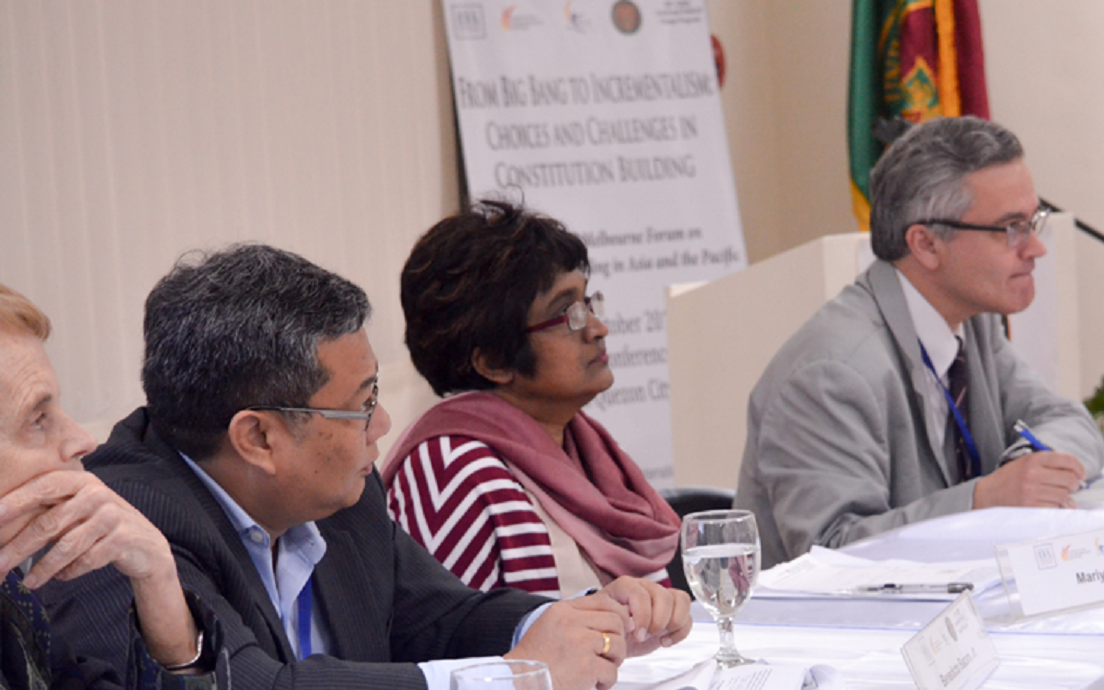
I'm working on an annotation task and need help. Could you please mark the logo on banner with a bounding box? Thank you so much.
[1034,543,1057,570]
[450,4,486,40]
[564,2,591,32]
[611,1,641,34]
[501,6,542,31]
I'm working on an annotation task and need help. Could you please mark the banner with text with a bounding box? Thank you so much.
[444,0,746,485]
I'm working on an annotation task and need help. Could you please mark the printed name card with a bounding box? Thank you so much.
[995,527,1104,618]
[901,593,999,690]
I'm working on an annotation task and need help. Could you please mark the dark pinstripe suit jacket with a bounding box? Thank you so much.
[39,408,549,690]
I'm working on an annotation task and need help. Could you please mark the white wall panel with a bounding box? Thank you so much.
[1,0,454,446]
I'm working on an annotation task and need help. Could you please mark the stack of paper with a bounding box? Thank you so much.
[756,547,1002,601]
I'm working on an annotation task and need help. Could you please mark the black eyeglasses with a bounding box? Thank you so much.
[913,207,1050,248]
[246,380,379,431]
[526,292,605,333]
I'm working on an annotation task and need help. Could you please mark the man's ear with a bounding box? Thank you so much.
[904,223,943,271]
[226,410,282,476]
[471,348,514,386]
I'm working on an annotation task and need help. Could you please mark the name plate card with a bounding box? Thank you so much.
[995,527,1104,618]
[901,593,999,690]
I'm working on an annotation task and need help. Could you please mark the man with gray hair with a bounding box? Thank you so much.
[736,116,1104,568]
[39,243,691,690]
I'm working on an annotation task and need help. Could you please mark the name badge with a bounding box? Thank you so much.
[901,592,999,690]
[995,527,1104,618]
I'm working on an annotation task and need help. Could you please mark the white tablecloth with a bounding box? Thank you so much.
[615,508,1104,689]
[615,619,1104,689]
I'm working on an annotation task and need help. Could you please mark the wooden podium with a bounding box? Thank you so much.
[666,214,1104,490]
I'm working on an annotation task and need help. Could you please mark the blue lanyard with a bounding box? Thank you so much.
[919,342,981,478]
[296,577,313,659]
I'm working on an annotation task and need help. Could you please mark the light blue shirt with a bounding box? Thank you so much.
[181,453,548,689]
[181,454,329,659]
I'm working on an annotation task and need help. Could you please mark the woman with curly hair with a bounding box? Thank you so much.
[381,200,679,598]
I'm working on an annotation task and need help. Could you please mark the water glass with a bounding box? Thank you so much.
[681,509,760,667]
[450,660,554,690]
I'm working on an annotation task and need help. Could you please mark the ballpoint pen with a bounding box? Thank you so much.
[1014,419,1089,490]
[855,583,974,594]
[1013,419,1052,452]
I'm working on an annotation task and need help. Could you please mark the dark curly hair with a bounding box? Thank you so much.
[401,200,589,396]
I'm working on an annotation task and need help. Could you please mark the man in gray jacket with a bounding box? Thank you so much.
[736,116,1104,568]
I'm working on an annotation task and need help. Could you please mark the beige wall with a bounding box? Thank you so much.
[2,0,1103,454]
[0,1,454,446]
[981,1,1104,237]
[708,0,855,264]
[714,0,1104,261]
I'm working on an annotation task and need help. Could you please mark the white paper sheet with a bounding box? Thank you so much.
[756,547,1002,601]
[622,659,814,690]
[710,664,808,690]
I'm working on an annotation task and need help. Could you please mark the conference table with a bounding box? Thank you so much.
[615,505,1104,689]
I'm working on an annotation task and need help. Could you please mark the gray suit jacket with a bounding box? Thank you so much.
[39,407,549,690]
[736,260,1104,568]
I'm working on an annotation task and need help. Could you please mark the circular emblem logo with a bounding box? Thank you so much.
[611,1,641,34]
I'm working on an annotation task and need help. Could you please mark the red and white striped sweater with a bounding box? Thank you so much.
[387,435,562,597]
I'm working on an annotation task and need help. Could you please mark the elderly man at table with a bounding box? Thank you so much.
[0,283,227,688]
[38,244,691,690]
[736,116,1104,569]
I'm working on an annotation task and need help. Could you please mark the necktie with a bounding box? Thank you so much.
[946,337,972,479]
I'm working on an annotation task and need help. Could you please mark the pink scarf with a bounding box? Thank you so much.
[381,392,680,581]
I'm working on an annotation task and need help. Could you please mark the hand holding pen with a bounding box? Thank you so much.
[1014,419,1087,491]
[972,420,1087,510]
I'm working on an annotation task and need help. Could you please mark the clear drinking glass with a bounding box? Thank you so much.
[681,509,761,667]
[450,660,554,690]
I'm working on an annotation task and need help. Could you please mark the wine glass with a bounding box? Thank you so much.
[450,660,554,690]
[681,509,760,667]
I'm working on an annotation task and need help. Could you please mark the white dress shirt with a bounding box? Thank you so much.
[896,269,965,452]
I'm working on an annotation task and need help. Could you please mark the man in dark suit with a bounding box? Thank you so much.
[0,283,227,688]
[39,244,691,690]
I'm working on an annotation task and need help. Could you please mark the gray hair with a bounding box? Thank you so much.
[142,244,370,460]
[870,116,1024,261]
